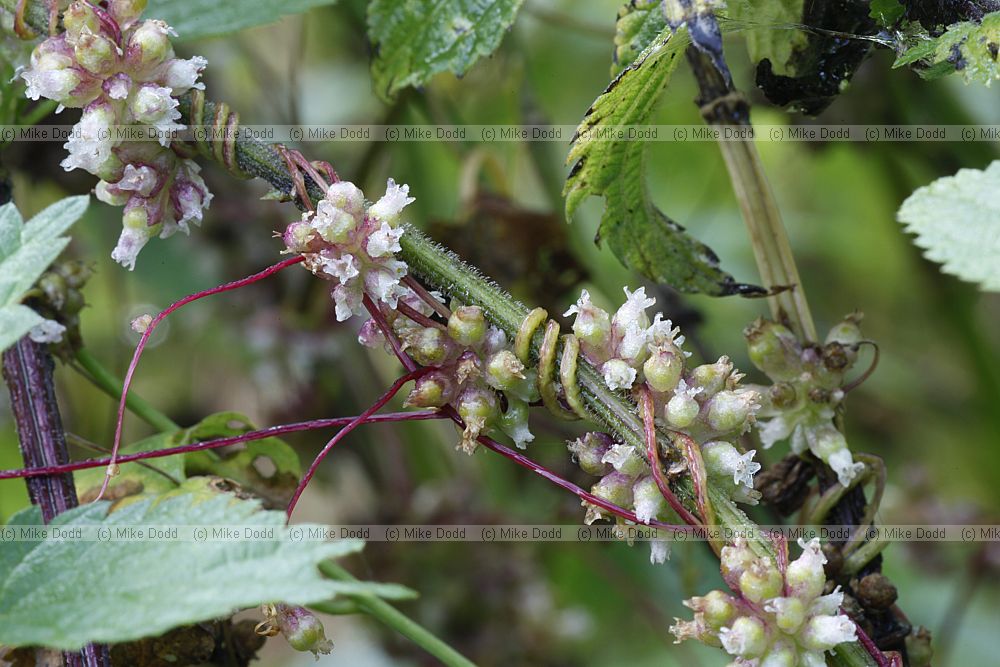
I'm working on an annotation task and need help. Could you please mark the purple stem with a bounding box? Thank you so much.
[2,338,111,667]
[0,411,444,481]
[854,618,891,667]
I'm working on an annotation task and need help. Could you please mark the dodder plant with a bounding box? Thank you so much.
[2,0,998,665]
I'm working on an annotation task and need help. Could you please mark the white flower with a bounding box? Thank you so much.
[616,321,649,363]
[800,614,857,651]
[171,160,212,229]
[105,72,131,99]
[320,254,360,283]
[649,540,670,565]
[601,358,637,391]
[332,282,363,321]
[61,103,116,174]
[601,443,644,475]
[563,289,592,318]
[613,286,654,331]
[115,163,158,197]
[28,319,66,344]
[156,55,206,93]
[129,84,183,145]
[702,441,760,489]
[368,178,414,225]
[827,448,866,487]
[366,221,404,258]
[313,202,358,244]
[363,258,408,308]
[112,224,153,270]
[323,181,365,216]
[564,289,611,350]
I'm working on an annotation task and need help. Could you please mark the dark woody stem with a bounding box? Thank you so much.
[1,339,112,667]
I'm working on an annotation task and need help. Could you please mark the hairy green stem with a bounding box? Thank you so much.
[316,561,477,667]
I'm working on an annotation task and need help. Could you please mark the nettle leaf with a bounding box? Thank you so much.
[897,161,1000,291]
[0,493,414,649]
[727,0,808,75]
[183,412,302,509]
[613,0,667,73]
[894,11,1000,84]
[146,0,338,41]
[367,0,525,101]
[0,197,88,353]
[565,30,760,296]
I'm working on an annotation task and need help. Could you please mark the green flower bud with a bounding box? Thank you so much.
[685,590,737,629]
[689,356,734,397]
[825,312,863,349]
[643,344,684,393]
[567,432,613,476]
[38,273,68,310]
[705,389,759,434]
[601,443,647,476]
[759,640,797,667]
[457,387,499,454]
[765,597,806,634]
[744,318,802,382]
[485,349,526,391]
[720,616,768,658]
[402,327,449,366]
[499,397,533,449]
[905,626,934,667]
[785,539,827,601]
[631,475,666,524]
[75,31,119,76]
[110,0,149,29]
[274,604,334,656]
[447,305,486,346]
[404,371,454,408]
[720,539,757,590]
[63,2,101,42]
[126,20,174,72]
[739,559,783,603]
[665,391,700,429]
[591,471,634,510]
[768,382,797,409]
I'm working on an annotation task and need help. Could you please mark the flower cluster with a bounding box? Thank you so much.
[19,0,211,269]
[284,178,412,320]
[284,177,535,453]
[565,288,763,507]
[671,538,857,666]
[362,294,538,453]
[744,315,866,486]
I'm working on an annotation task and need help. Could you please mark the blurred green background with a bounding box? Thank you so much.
[2,0,999,665]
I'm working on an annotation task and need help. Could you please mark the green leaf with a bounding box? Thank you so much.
[0,493,413,649]
[0,197,88,353]
[728,0,808,75]
[869,0,904,27]
[367,0,525,101]
[893,12,1000,84]
[182,412,302,509]
[74,430,186,505]
[897,161,1000,291]
[0,304,45,354]
[613,0,667,73]
[564,30,759,296]
[145,0,338,41]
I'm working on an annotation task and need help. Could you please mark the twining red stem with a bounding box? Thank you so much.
[0,411,443,481]
[854,619,891,667]
[99,256,306,501]
[285,368,431,519]
[639,387,701,527]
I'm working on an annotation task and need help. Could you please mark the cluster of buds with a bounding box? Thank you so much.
[744,315,866,486]
[565,288,762,506]
[362,294,538,453]
[19,0,211,269]
[284,177,536,453]
[671,538,857,665]
[284,178,412,320]
[256,603,333,657]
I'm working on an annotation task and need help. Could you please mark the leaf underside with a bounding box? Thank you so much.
[897,160,1000,291]
[0,493,413,649]
[565,26,761,297]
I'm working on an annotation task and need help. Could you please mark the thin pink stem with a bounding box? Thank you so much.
[639,387,701,527]
[0,411,443,481]
[397,301,445,330]
[402,276,451,319]
[854,619,890,667]
[363,295,418,372]
[285,368,431,519]
[98,256,306,502]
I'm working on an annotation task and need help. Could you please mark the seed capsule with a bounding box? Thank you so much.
[447,305,487,346]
